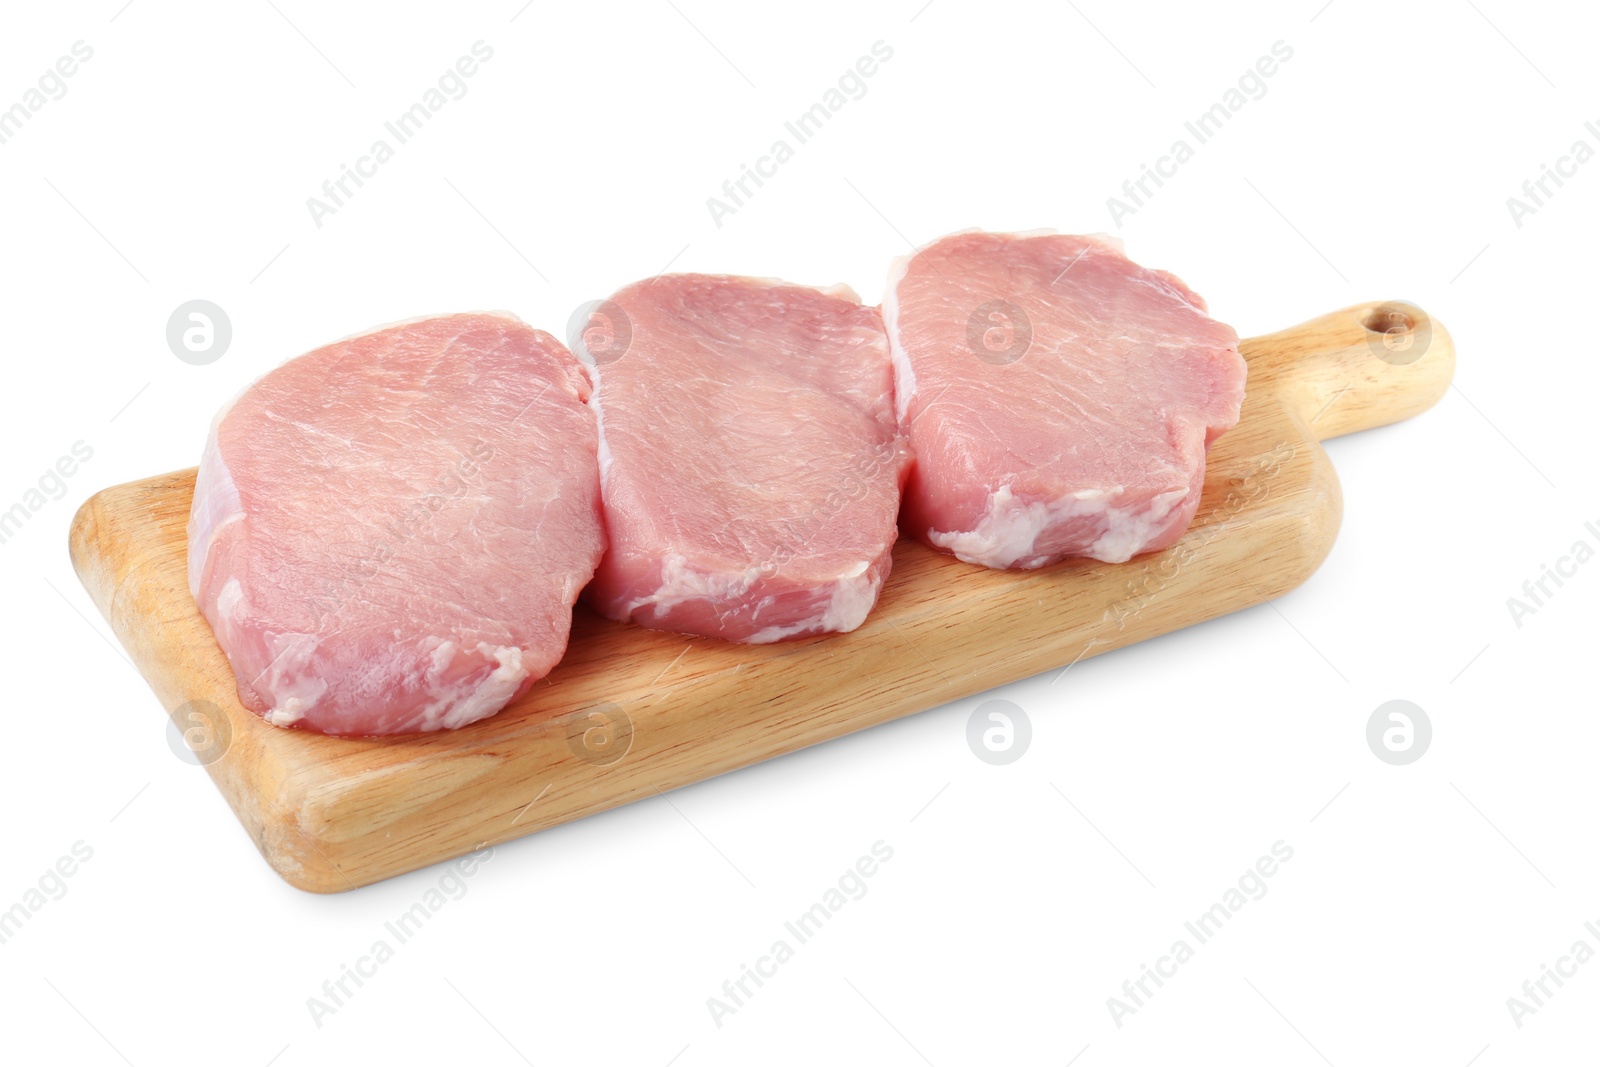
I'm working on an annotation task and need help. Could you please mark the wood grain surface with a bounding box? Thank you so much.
[68,300,1454,892]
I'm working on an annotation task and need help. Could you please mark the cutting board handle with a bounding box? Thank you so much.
[1241,300,1455,442]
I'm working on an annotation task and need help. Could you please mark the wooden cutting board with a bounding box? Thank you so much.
[69,300,1454,893]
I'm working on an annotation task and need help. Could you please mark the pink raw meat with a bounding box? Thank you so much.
[885,231,1246,568]
[187,313,605,736]
[580,274,910,643]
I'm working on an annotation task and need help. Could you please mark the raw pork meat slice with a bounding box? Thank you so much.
[187,313,605,736]
[885,231,1246,568]
[580,274,909,643]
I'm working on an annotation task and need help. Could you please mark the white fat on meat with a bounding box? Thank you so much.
[582,273,909,643]
[886,231,1246,569]
[186,313,604,736]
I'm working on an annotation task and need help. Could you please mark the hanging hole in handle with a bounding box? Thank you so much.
[1363,301,1431,366]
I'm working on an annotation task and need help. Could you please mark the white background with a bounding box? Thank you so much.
[0,1,1594,1063]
